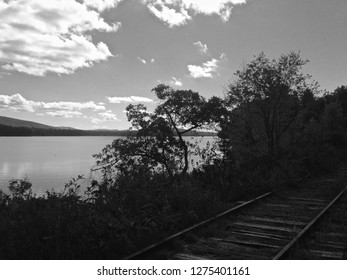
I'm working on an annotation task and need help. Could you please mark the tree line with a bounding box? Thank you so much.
[0,124,216,137]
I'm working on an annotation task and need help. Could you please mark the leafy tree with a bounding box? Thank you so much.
[150,84,222,174]
[93,84,222,182]
[222,52,319,163]
[330,86,347,128]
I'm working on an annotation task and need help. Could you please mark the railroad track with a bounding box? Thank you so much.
[282,187,347,259]
[125,168,347,260]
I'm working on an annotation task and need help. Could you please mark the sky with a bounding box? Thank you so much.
[0,0,346,130]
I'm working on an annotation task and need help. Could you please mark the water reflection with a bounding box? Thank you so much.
[0,136,218,194]
[0,136,116,193]
[0,162,10,177]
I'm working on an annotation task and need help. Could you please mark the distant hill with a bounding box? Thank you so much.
[0,116,55,129]
[0,115,217,137]
[56,126,78,130]
[0,115,133,136]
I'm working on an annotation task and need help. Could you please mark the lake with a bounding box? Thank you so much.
[0,136,217,194]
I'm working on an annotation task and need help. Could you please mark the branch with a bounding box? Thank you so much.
[91,160,119,171]
[181,125,199,135]
[164,107,181,137]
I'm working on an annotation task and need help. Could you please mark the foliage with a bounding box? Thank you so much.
[224,52,317,156]
[8,177,33,199]
[0,168,232,259]
[220,52,322,180]
[220,52,347,190]
[93,84,223,181]
[0,176,92,259]
[328,86,347,128]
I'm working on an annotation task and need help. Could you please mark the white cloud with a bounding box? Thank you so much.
[137,57,147,64]
[0,93,36,112]
[91,110,118,123]
[143,0,247,27]
[40,101,106,111]
[146,1,191,27]
[83,0,124,12]
[188,60,218,78]
[171,76,183,86]
[0,92,123,122]
[0,0,121,76]
[46,111,83,118]
[0,93,105,112]
[107,96,154,103]
[183,0,247,21]
[91,118,103,124]
[98,110,118,120]
[194,41,208,54]
[188,53,226,78]
[137,57,155,64]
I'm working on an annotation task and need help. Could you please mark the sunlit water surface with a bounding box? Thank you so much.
[0,136,216,194]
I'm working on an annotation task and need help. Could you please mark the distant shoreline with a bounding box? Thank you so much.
[0,124,217,137]
[0,116,217,137]
[0,134,218,137]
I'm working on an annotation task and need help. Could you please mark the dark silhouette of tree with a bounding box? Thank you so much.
[222,52,319,165]
[93,84,222,181]
[330,86,347,128]
[150,84,220,174]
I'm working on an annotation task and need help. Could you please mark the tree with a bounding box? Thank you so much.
[331,86,347,128]
[8,177,32,199]
[93,84,222,182]
[222,52,318,163]
[151,84,222,174]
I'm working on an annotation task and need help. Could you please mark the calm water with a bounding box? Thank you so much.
[0,136,117,194]
[0,136,216,194]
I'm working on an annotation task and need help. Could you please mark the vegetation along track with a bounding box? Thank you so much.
[125,167,347,260]
[282,182,347,259]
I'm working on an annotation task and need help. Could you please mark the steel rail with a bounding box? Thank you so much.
[273,186,347,260]
[124,190,275,260]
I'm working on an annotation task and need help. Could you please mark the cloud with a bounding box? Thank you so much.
[91,111,118,124]
[0,93,36,112]
[40,101,106,111]
[137,57,155,64]
[188,60,218,78]
[188,53,226,78]
[0,92,123,124]
[98,110,118,121]
[170,76,183,86]
[0,0,121,76]
[45,111,84,118]
[91,118,103,124]
[137,57,147,64]
[143,0,247,27]
[145,0,191,27]
[83,0,124,12]
[194,41,208,54]
[107,96,154,103]
[91,110,118,123]
[0,93,105,112]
